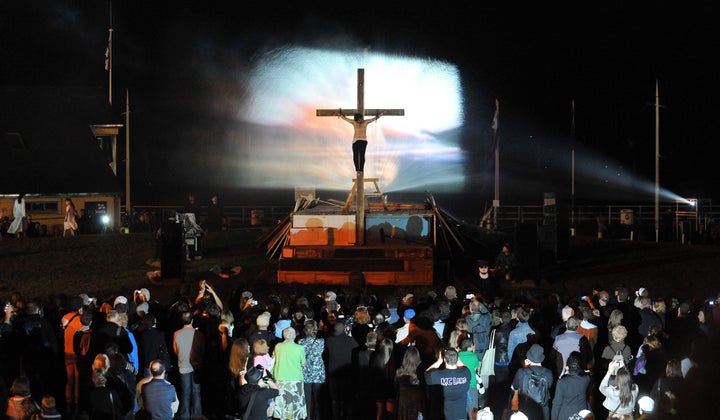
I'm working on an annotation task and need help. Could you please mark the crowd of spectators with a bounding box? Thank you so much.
[1,276,719,420]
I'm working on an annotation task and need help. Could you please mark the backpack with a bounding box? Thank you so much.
[522,367,550,406]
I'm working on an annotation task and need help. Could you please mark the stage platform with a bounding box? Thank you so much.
[276,201,437,286]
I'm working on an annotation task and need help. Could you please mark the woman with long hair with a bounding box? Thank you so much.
[599,361,638,417]
[651,358,683,411]
[228,338,251,415]
[394,346,425,420]
[7,193,27,238]
[370,337,396,420]
[63,197,79,237]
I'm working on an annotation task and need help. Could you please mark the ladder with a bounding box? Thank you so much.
[343,177,388,211]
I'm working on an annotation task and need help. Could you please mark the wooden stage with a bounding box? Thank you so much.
[274,200,438,286]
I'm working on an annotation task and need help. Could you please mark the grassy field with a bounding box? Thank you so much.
[0,229,272,303]
[2,229,720,305]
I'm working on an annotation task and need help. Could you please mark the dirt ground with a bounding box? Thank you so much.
[2,229,719,308]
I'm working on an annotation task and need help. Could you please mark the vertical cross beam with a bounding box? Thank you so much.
[316,69,404,245]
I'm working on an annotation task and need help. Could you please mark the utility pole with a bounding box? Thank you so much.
[654,79,660,243]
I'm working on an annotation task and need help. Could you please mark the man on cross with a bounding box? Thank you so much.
[335,108,385,176]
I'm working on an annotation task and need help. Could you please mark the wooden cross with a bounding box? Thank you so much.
[316,68,404,245]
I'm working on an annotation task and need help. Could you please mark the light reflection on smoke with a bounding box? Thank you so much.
[228,47,465,192]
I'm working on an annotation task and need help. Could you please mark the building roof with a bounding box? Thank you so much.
[0,85,122,195]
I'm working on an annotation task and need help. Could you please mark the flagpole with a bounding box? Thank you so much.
[108,27,113,105]
[571,100,575,233]
[125,89,131,230]
[492,99,500,230]
[654,79,660,243]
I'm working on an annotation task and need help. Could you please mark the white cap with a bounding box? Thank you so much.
[114,295,128,307]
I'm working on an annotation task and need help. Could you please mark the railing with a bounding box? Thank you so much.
[122,202,720,235]
[123,205,296,231]
[463,204,720,233]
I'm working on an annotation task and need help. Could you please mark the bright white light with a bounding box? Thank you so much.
[101,215,110,225]
[228,47,464,192]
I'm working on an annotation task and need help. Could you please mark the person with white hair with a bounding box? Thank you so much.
[271,327,306,419]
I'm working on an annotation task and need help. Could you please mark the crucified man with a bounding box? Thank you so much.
[335,108,385,175]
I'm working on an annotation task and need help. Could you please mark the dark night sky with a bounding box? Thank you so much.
[2,2,719,210]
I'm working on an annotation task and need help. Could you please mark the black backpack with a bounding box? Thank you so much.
[523,367,550,406]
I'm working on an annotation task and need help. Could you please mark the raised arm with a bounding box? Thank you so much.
[367,111,385,123]
[336,108,353,124]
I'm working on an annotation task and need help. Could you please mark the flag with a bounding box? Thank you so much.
[104,29,112,71]
[491,98,499,136]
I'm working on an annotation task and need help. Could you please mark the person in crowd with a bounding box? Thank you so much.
[550,305,574,340]
[298,320,324,420]
[252,339,274,372]
[172,311,204,420]
[650,358,683,405]
[237,366,279,420]
[355,331,378,419]
[227,338,251,415]
[439,285,464,343]
[394,346,425,420]
[399,311,441,369]
[599,360,638,418]
[74,310,97,411]
[141,360,179,420]
[370,337,397,420]
[325,320,358,420]
[88,353,133,419]
[633,334,667,394]
[551,351,591,420]
[576,303,599,351]
[5,376,40,420]
[270,327,306,419]
[511,343,553,420]
[36,395,63,420]
[61,295,84,414]
[218,309,234,353]
[394,308,415,344]
[606,309,625,344]
[553,316,593,370]
[600,325,633,373]
[637,296,663,338]
[487,308,515,416]
[351,305,373,350]
[447,317,470,350]
[94,310,133,364]
[508,307,534,361]
[85,369,125,420]
[20,300,60,400]
[425,347,471,420]
[139,313,170,380]
[466,297,493,362]
[247,311,274,352]
[458,338,481,418]
[104,342,137,417]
